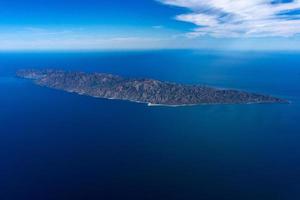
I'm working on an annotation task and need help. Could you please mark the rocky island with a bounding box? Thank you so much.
[16,69,287,106]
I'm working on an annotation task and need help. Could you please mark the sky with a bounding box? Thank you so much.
[1,0,300,50]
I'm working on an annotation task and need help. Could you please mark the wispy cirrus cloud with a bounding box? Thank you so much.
[0,26,176,50]
[159,0,300,37]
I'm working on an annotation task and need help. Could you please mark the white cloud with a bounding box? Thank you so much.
[176,13,219,26]
[0,37,167,50]
[159,0,300,37]
[152,25,164,29]
[0,27,172,50]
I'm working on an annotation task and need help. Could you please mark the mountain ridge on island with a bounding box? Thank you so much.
[16,69,288,106]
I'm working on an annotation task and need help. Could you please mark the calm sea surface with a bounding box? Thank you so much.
[0,50,300,200]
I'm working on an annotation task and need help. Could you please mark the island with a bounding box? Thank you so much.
[16,69,288,106]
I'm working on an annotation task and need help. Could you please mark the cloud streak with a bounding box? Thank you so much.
[0,27,175,50]
[159,0,300,37]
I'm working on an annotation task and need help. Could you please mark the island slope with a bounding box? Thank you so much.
[16,69,287,106]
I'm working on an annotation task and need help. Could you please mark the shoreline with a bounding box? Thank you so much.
[65,89,290,107]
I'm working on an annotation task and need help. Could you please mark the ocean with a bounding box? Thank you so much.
[0,50,300,200]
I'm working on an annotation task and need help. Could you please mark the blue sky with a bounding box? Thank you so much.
[1,0,300,50]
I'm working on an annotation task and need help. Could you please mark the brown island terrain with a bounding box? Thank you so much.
[16,69,288,106]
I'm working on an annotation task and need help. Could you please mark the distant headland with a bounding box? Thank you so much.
[16,69,288,106]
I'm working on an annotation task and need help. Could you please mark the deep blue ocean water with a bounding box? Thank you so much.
[0,50,300,200]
